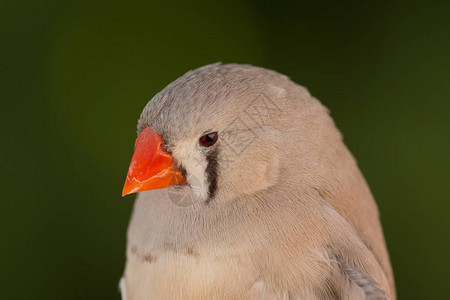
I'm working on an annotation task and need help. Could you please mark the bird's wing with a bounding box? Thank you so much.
[323,248,389,300]
[285,203,392,300]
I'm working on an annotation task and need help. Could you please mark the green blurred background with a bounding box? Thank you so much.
[1,0,449,299]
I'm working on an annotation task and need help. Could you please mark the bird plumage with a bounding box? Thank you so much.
[120,63,395,299]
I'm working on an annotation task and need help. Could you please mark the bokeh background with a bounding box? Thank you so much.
[1,0,449,299]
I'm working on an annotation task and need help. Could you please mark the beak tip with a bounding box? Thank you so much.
[122,179,133,197]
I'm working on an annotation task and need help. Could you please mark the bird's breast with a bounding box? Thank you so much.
[123,246,258,299]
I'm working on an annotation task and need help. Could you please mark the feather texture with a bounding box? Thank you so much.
[121,63,395,299]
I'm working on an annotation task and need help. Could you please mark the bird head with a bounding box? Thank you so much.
[122,63,330,205]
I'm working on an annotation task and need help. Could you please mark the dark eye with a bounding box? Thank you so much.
[199,131,218,147]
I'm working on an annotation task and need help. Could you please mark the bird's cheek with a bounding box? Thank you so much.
[221,147,280,198]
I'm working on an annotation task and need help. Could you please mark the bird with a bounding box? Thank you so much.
[119,63,395,300]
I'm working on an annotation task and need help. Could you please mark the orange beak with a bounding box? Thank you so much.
[122,127,186,196]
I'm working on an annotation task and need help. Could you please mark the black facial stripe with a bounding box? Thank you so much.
[205,147,219,203]
[179,164,187,181]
